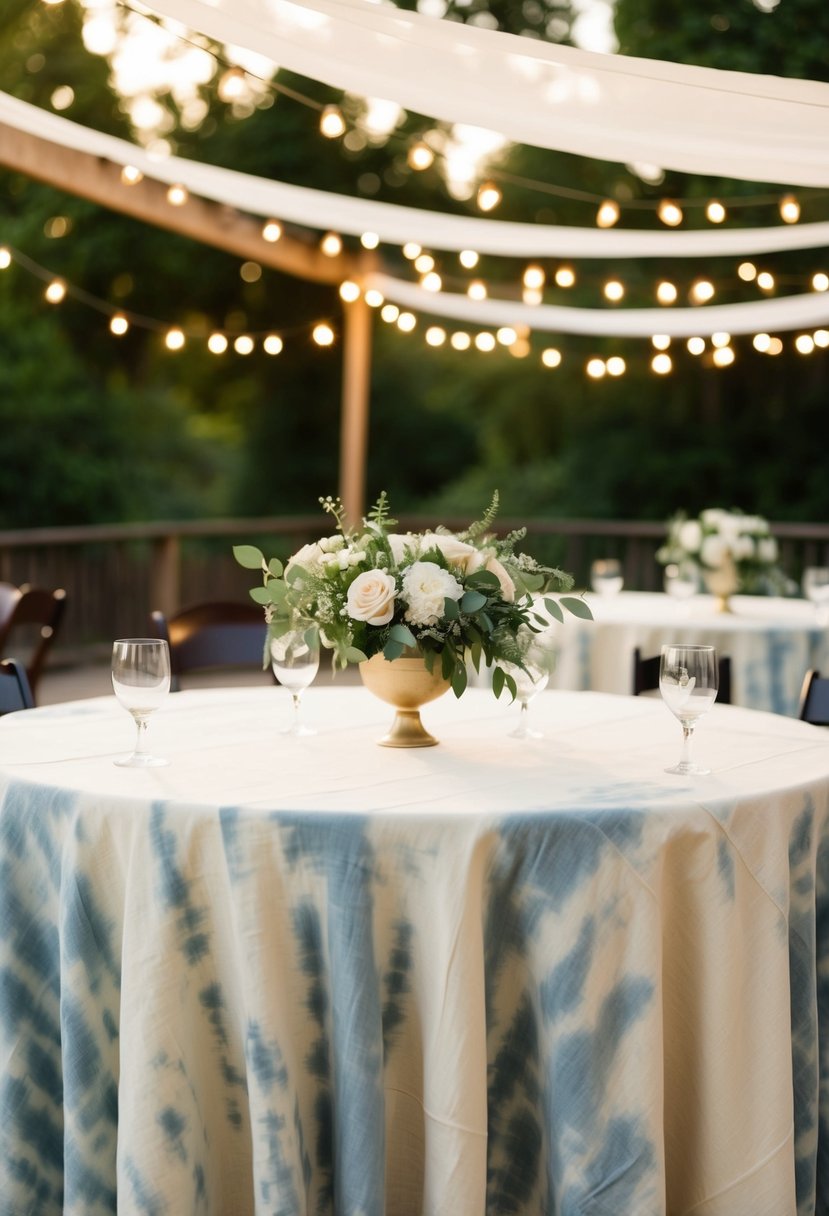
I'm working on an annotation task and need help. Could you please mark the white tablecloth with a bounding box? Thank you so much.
[1,685,828,1216]
[551,590,829,715]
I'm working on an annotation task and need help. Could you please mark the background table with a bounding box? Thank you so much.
[1,686,828,1216]
[551,590,829,715]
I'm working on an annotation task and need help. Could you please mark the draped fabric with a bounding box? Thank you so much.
[140,0,829,186]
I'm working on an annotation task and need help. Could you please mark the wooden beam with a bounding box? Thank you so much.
[339,294,373,525]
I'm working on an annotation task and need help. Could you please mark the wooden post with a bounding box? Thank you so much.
[150,535,181,617]
[339,294,373,526]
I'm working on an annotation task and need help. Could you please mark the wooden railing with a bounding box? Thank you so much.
[2,516,828,665]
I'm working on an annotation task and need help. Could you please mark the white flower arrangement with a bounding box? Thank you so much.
[657,507,784,594]
[235,492,591,699]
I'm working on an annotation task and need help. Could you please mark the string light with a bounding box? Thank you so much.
[120,165,143,185]
[109,314,129,336]
[706,200,726,224]
[687,337,706,355]
[364,289,384,307]
[522,287,542,305]
[509,337,531,358]
[657,200,683,227]
[586,358,606,378]
[320,232,342,257]
[425,326,446,346]
[166,184,188,207]
[407,141,434,171]
[476,181,502,212]
[360,232,379,250]
[421,272,442,292]
[690,279,715,303]
[380,304,399,322]
[541,348,562,368]
[814,329,829,348]
[779,194,801,224]
[596,200,620,228]
[207,332,228,353]
[403,243,421,260]
[44,279,66,303]
[712,346,735,367]
[737,262,757,282]
[606,356,626,376]
[450,332,471,351]
[240,261,262,283]
[651,353,672,375]
[312,322,335,346]
[468,280,487,301]
[766,337,784,355]
[165,328,185,350]
[651,335,671,351]
[459,250,479,269]
[319,104,346,139]
[523,265,545,290]
[756,271,775,291]
[338,280,361,302]
[234,335,254,354]
[414,254,434,273]
[0,248,11,270]
[475,332,496,352]
[795,334,815,354]
[397,312,417,332]
[555,267,576,288]
[711,332,731,348]
[262,220,282,243]
[603,279,625,302]
[812,272,829,292]
[217,67,248,104]
[497,327,518,346]
[753,333,771,352]
[263,335,284,355]
[656,281,678,305]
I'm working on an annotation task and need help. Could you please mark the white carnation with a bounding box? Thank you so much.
[700,535,728,567]
[402,561,463,626]
[678,520,702,553]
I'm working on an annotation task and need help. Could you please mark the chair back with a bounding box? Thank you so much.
[0,659,35,714]
[799,671,829,726]
[0,585,67,703]
[633,647,732,705]
[150,602,272,692]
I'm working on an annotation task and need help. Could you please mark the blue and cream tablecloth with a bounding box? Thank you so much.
[1,686,828,1215]
[551,590,829,715]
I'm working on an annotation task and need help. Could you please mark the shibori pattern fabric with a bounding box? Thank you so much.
[0,687,828,1214]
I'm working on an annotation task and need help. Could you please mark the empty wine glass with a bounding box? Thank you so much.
[271,626,320,736]
[500,628,556,739]
[111,639,171,767]
[664,559,700,604]
[590,558,624,596]
[659,643,719,776]
[803,566,829,626]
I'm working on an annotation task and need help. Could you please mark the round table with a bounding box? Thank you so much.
[1,686,828,1216]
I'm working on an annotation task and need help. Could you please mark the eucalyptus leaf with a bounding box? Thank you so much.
[543,597,565,623]
[268,557,284,578]
[466,570,500,589]
[345,646,368,664]
[560,596,594,620]
[443,596,460,620]
[250,586,277,605]
[233,544,265,570]
[389,623,417,647]
[460,590,487,612]
[383,639,405,661]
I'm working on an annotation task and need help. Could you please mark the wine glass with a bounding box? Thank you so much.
[111,639,171,767]
[271,626,320,736]
[659,643,719,775]
[500,628,555,739]
[803,566,829,626]
[590,558,624,596]
[664,559,700,604]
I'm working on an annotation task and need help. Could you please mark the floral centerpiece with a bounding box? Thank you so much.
[234,492,591,702]
[656,508,784,603]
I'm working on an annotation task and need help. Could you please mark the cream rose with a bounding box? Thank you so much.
[485,556,516,602]
[419,532,479,572]
[402,561,463,626]
[346,570,397,626]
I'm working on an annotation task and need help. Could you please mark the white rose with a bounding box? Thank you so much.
[733,535,755,561]
[485,556,515,602]
[402,561,463,626]
[419,533,479,572]
[387,533,415,565]
[700,535,728,567]
[286,541,326,577]
[346,570,397,626]
[678,520,702,553]
[759,537,778,563]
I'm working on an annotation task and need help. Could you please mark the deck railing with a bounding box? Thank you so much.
[2,516,828,665]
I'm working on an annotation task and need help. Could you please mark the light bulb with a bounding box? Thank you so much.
[586,358,606,378]
[658,199,683,227]
[476,181,501,212]
[207,333,228,354]
[459,249,479,269]
[757,271,775,291]
[606,356,626,376]
[555,266,576,288]
[812,272,829,292]
[690,279,715,303]
[795,334,815,354]
[312,323,335,346]
[320,232,342,257]
[541,348,562,368]
[407,141,434,170]
[403,243,421,260]
[397,312,416,332]
[217,67,247,103]
[263,335,283,355]
[166,184,188,207]
[109,314,129,336]
[45,279,66,303]
[711,331,731,348]
[813,329,829,348]
[234,335,254,355]
[319,105,346,139]
[712,346,735,367]
[523,265,545,290]
[497,328,517,346]
[425,326,446,346]
[596,200,620,228]
[468,280,487,301]
[414,254,434,273]
[0,248,11,270]
[360,231,379,250]
[779,194,800,224]
[651,334,671,350]
[262,220,282,243]
[706,200,726,223]
[475,332,496,352]
[120,164,143,185]
[737,261,756,282]
[421,272,442,292]
[380,304,399,323]
[687,336,705,355]
[651,353,673,375]
[364,289,384,308]
[339,280,361,302]
[656,281,678,305]
[165,328,185,350]
[450,332,471,350]
[603,279,624,302]
[753,333,771,353]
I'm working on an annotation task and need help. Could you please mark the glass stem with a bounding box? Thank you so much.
[292,692,302,729]
[133,714,149,758]
[680,721,694,768]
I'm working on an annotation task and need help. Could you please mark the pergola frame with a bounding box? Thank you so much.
[0,122,375,523]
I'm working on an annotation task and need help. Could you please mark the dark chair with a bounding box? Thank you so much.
[150,602,273,692]
[0,585,67,703]
[633,646,732,705]
[0,659,35,715]
[799,671,829,725]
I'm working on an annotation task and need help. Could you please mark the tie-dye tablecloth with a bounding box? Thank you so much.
[551,591,829,715]
[1,686,828,1216]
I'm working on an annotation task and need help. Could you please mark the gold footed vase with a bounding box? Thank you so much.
[359,650,451,747]
[703,561,739,614]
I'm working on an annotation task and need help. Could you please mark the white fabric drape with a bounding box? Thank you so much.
[140,0,829,186]
[3,92,829,261]
[366,273,829,336]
